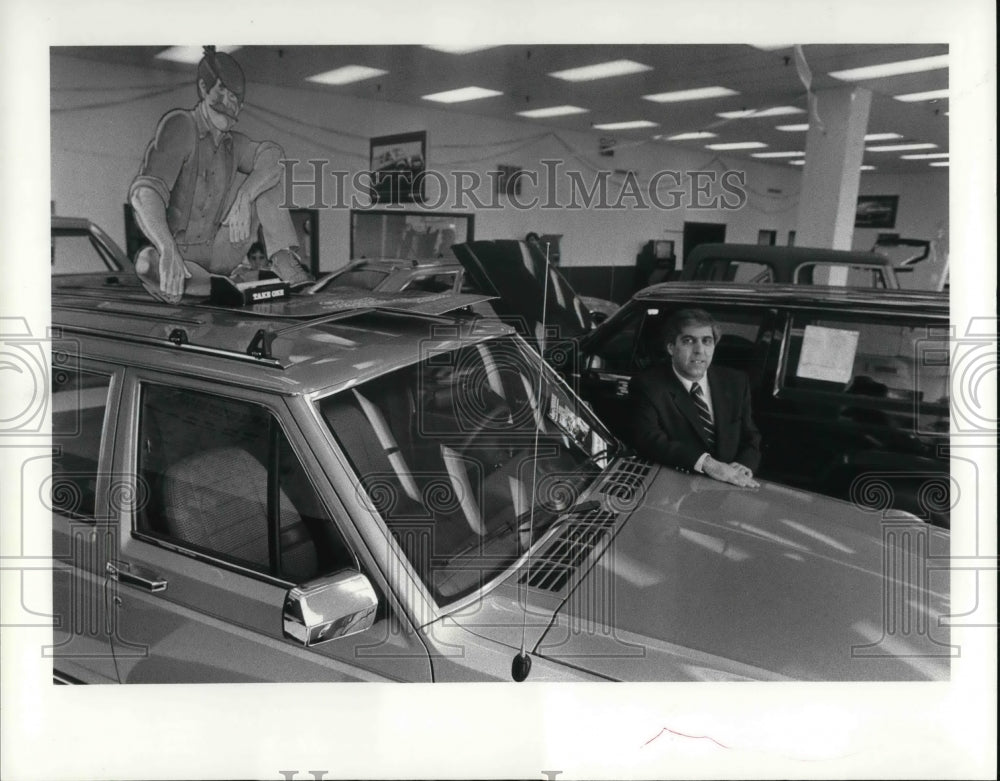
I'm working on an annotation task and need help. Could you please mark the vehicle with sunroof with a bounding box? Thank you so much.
[49,261,950,684]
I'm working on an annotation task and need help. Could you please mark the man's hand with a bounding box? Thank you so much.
[158,242,191,301]
[703,456,759,488]
[222,189,252,243]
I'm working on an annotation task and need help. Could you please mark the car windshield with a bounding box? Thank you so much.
[317,334,618,605]
[51,228,122,274]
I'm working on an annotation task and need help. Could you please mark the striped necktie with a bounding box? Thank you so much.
[690,382,715,450]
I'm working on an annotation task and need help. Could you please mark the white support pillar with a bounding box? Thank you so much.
[796,86,873,251]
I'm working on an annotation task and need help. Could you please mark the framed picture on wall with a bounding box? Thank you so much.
[369,131,426,204]
[350,209,474,260]
[495,164,524,198]
[855,195,899,229]
[757,229,777,246]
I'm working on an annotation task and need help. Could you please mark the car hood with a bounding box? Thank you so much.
[448,465,951,681]
[452,239,592,344]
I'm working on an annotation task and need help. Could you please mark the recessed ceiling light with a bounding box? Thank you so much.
[864,133,903,141]
[829,54,948,81]
[776,124,809,132]
[592,120,658,130]
[788,160,805,166]
[860,165,876,171]
[643,86,738,103]
[706,141,768,150]
[517,105,589,118]
[900,152,949,160]
[751,150,805,158]
[866,143,938,152]
[659,131,718,141]
[717,106,805,119]
[156,46,241,64]
[549,59,652,82]
[929,161,949,167]
[306,65,388,86]
[894,89,949,103]
[422,86,503,103]
[422,45,498,55]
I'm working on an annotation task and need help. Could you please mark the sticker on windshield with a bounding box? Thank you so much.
[796,324,859,383]
[548,393,592,444]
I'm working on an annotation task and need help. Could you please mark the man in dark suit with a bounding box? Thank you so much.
[629,308,761,488]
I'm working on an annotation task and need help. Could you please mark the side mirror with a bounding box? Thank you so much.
[283,569,378,647]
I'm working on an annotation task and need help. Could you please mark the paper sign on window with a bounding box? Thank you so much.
[796,325,859,383]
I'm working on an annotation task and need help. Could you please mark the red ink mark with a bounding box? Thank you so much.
[642,727,730,750]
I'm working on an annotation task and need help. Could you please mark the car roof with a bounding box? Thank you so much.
[684,243,896,269]
[633,281,949,314]
[53,277,509,396]
[51,216,96,231]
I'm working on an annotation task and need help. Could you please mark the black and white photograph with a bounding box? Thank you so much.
[1,1,996,779]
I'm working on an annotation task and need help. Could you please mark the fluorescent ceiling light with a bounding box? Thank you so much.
[422,86,503,103]
[422,44,497,54]
[901,152,949,160]
[929,161,949,167]
[751,150,805,158]
[866,143,938,152]
[788,160,805,166]
[894,89,949,102]
[776,124,809,132]
[156,46,241,64]
[660,131,718,141]
[549,59,652,82]
[717,106,805,119]
[751,44,793,51]
[860,165,876,171]
[592,120,658,130]
[517,105,589,118]
[829,54,948,81]
[864,132,903,141]
[643,86,738,103]
[706,141,768,150]
[306,65,388,86]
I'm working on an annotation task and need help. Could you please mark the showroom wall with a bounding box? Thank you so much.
[51,52,948,286]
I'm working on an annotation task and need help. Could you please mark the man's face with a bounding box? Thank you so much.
[200,79,242,130]
[668,324,716,381]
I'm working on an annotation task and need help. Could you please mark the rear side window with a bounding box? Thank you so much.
[135,385,353,583]
[691,259,774,283]
[52,367,112,519]
[51,229,120,274]
[782,313,950,412]
[795,263,888,288]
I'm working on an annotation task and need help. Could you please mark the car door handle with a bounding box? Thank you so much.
[106,562,168,593]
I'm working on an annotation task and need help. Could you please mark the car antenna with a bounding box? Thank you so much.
[512,238,552,683]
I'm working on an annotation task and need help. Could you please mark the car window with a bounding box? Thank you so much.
[795,263,888,288]
[782,313,950,413]
[321,266,391,291]
[401,272,458,294]
[51,229,121,274]
[691,259,774,283]
[52,366,112,519]
[135,384,353,583]
[589,304,766,376]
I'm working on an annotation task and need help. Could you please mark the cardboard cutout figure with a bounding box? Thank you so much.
[129,46,312,302]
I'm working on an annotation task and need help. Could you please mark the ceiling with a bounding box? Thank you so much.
[58,44,950,174]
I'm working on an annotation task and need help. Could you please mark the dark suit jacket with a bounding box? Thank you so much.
[628,364,762,472]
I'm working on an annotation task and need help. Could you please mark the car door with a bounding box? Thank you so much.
[756,306,951,524]
[105,369,433,682]
[49,355,123,682]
